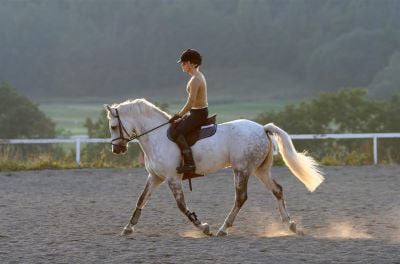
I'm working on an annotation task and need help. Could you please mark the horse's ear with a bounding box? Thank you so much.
[104,104,115,117]
[104,104,111,112]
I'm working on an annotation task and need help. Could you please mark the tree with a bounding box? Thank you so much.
[256,88,384,134]
[0,82,55,138]
[0,82,58,161]
[255,88,399,163]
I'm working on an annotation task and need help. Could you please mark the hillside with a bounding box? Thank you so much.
[0,0,399,100]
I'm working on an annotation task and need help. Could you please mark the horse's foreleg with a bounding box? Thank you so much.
[255,170,298,234]
[167,178,211,236]
[121,174,163,236]
[217,169,249,237]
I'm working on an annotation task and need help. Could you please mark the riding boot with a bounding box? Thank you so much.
[175,135,196,174]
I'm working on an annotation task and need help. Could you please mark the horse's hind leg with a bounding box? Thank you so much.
[216,169,250,237]
[121,174,163,235]
[255,165,298,234]
[167,178,212,236]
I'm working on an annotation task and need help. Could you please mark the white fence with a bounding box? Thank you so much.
[0,138,121,166]
[1,133,399,166]
[290,133,400,165]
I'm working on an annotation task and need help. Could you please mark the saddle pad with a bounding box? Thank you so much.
[167,124,218,146]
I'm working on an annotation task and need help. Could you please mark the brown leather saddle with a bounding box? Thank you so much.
[167,114,217,190]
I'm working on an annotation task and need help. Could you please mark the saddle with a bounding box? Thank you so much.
[167,114,218,190]
[167,114,217,146]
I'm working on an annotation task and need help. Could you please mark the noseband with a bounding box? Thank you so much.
[110,108,170,147]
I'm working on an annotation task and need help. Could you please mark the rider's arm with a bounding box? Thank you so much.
[178,78,200,117]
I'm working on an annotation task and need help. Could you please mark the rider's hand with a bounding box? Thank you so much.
[169,113,181,123]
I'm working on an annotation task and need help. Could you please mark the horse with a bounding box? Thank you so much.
[104,98,324,236]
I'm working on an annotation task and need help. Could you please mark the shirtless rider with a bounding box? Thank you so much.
[169,49,209,174]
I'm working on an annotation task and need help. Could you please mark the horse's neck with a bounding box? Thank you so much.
[129,106,168,159]
[136,123,168,159]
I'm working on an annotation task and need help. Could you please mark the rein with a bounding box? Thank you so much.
[111,108,170,145]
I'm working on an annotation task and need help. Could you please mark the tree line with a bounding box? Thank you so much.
[0,0,399,100]
[0,83,399,167]
[256,89,400,163]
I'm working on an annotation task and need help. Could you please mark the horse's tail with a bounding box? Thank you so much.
[264,123,324,192]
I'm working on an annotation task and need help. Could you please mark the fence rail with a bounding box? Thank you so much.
[1,133,399,166]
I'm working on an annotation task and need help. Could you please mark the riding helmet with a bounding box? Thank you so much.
[177,49,202,66]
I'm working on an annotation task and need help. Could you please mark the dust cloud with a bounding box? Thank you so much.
[314,221,372,240]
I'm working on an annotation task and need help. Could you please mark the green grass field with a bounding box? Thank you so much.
[40,99,294,136]
[39,103,105,135]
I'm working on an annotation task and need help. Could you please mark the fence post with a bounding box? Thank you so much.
[76,138,81,167]
[373,136,378,165]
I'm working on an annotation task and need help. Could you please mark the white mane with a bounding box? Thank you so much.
[113,98,171,120]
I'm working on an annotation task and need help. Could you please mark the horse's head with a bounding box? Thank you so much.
[104,104,135,154]
[104,99,171,154]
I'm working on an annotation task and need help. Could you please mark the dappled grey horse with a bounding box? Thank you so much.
[104,99,324,236]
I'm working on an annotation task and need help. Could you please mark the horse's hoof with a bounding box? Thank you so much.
[216,230,227,237]
[289,221,297,234]
[288,222,304,236]
[200,223,212,236]
[121,226,134,236]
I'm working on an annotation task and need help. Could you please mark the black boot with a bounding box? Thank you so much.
[175,135,196,174]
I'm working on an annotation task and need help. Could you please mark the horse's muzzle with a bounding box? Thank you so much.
[112,144,127,154]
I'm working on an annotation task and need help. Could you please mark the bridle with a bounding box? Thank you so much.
[111,108,135,147]
[111,108,170,147]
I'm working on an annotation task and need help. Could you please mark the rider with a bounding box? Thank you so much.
[169,49,209,174]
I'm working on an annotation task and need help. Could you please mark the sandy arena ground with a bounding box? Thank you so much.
[0,166,399,263]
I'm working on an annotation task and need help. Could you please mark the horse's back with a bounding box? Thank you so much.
[191,119,269,174]
[219,119,265,137]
